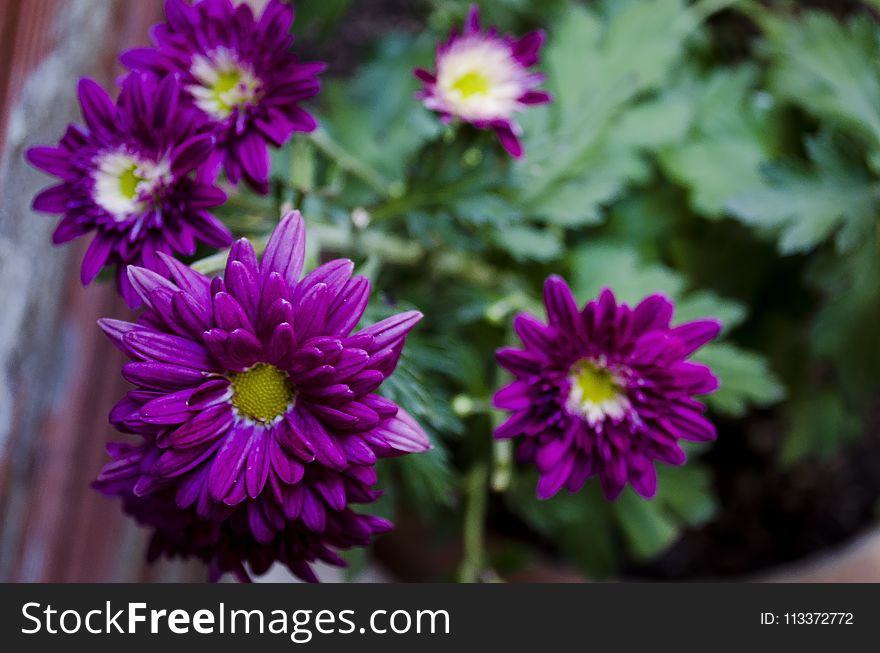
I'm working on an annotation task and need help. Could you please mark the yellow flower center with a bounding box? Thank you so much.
[566,358,631,424]
[118,164,144,200]
[189,49,263,119]
[569,359,622,404]
[230,363,293,423]
[211,69,246,115]
[451,70,491,98]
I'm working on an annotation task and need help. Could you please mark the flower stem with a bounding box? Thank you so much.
[458,463,489,583]
[491,439,513,493]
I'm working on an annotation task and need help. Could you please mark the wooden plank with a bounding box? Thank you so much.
[0,0,203,582]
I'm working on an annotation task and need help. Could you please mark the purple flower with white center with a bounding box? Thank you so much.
[414,5,551,158]
[493,276,721,501]
[27,73,231,307]
[122,0,325,194]
[94,210,430,581]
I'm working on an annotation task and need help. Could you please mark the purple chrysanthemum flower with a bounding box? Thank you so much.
[414,5,551,158]
[122,0,324,194]
[27,73,231,307]
[94,211,430,581]
[493,276,722,501]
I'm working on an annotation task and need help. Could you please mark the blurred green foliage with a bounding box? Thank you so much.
[211,0,880,579]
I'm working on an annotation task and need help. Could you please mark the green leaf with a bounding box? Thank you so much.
[453,194,522,228]
[514,0,693,220]
[674,290,747,334]
[780,392,861,465]
[506,473,618,577]
[654,464,716,526]
[508,462,718,573]
[726,135,876,254]
[611,463,717,561]
[493,225,563,262]
[614,92,694,150]
[659,66,781,217]
[692,343,785,418]
[613,490,679,559]
[392,444,456,513]
[763,12,880,148]
[569,243,684,303]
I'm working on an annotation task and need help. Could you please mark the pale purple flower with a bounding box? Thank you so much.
[415,5,551,157]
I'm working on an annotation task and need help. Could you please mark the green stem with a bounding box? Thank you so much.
[491,439,513,493]
[191,219,518,292]
[458,463,489,583]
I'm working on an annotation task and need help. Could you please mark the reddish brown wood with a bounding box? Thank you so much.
[0,0,203,582]
[0,0,58,155]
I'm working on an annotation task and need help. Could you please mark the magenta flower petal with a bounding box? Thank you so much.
[262,210,306,286]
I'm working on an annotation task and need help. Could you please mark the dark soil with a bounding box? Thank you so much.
[629,408,880,578]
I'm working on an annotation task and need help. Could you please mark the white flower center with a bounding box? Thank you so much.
[92,151,169,221]
[188,48,263,120]
[432,36,526,121]
[565,359,631,426]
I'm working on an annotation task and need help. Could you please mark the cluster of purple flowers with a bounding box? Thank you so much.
[26,2,722,581]
[29,0,323,306]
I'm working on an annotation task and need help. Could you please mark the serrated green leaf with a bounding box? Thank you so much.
[654,464,716,526]
[508,460,717,573]
[726,135,875,254]
[614,93,694,150]
[453,194,521,227]
[693,343,785,417]
[764,12,880,147]
[393,444,456,512]
[506,472,618,577]
[319,35,441,191]
[659,66,779,217]
[514,0,692,216]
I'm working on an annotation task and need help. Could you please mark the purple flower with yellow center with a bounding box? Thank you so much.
[27,73,231,307]
[122,0,324,194]
[414,5,551,158]
[94,211,430,581]
[493,276,721,501]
